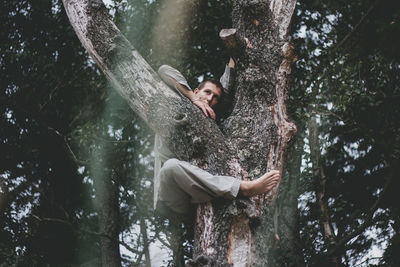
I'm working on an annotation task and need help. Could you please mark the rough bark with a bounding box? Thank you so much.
[194,1,297,265]
[62,0,297,265]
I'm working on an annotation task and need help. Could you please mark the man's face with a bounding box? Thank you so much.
[193,82,222,109]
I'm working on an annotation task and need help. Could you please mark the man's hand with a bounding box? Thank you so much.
[192,98,216,120]
[244,37,253,49]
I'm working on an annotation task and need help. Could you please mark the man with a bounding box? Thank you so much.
[154,58,280,219]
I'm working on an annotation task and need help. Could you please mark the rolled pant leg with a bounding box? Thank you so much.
[157,158,241,215]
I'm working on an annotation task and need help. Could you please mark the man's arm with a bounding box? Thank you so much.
[166,77,196,101]
[165,77,217,120]
[157,65,216,119]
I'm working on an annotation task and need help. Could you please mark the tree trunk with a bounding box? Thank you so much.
[307,113,341,266]
[194,1,297,265]
[274,123,306,266]
[167,223,186,267]
[139,217,151,267]
[62,0,297,265]
[91,149,121,267]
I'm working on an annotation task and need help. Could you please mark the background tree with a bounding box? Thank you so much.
[290,0,400,265]
[0,0,103,265]
[0,0,154,265]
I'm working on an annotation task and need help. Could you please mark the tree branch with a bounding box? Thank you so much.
[334,0,378,51]
[328,173,393,256]
[301,0,379,101]
[47,126,88,165]
[61,0,232,168]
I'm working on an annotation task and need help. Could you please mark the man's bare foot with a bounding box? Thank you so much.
[239,170,280,197]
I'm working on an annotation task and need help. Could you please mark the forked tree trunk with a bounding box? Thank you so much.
[62,0,297,265]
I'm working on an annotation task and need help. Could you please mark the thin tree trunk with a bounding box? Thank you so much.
[91,149,121,267]
[62,0,298,265]
[167,223,185,267]
[274,123,306,266]
[307,113,341,266]
[139,217,151,267]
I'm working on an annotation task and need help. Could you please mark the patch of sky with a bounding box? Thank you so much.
[0,171,10,179]
[8,175,26,192]
[9,10,17,17]
[83,176,94,186]
[350,220,393,266]
[139,155,152,167]
[295,25,307,38]
[144,180,151,188]
[53,50,59,62]
[300,132,310,173]
[331,221,338,236]
[103,0,126,18]
[119,185,135,199]
[15,246,26,255]
[76,210,84,219]
[298,191,316,211]
[51,0,61,15]
[149,231,171,266]
[19,2,31,16]
[342,164,355,173]
[295,11,339,59]
[197,74,204,83]
[88,211,98,218]
[85,56,97,69]
[119,217,170,266]
[78,166,86,174]
[12,202,33,221]
[343,140,372,161]
[313,48,321,56]
[310,11,321,20]
[119,223,140,262]
[115,128,123,140]
[5,108,16,124]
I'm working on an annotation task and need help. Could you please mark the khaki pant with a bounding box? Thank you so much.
[156,159,241,216]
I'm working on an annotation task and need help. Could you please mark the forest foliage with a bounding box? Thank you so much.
[1,0,399,266]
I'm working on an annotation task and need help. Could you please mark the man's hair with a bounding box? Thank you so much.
[197,78,224,96]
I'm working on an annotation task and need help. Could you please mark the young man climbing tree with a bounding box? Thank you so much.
[154,41,281,220]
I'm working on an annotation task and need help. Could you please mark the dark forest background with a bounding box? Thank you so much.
[1,0,399,266]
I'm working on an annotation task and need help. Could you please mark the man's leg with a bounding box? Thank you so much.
[157,159,241,215]
[156,158,280,216]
